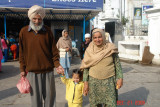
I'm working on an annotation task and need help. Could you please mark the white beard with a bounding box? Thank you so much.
[29,21,44,31]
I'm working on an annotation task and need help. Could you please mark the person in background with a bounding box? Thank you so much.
[0,37,3,72]
[10,42,17,60]
[19,5,64,107]
[61,69,85,107]
[1,34,8,62]
[72,40,77,48]
[15,36,19,60]
[57,29,72,78]
[72,40,80,57]
[81,28,123,107]
[98,26,112,43]
[9,35,16,43]
[105,32,112,43]
[80,33,91,60]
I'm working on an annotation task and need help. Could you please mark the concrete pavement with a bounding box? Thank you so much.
[0,57,160,107]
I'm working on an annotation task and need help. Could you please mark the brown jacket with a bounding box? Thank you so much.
[19,25,60,73]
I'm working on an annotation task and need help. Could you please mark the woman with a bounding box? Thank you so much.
[57,29,72,78]
[1,35,8,62]
[0,37,3,71]
[80,29,123,107]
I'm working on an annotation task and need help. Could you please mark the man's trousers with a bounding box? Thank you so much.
[27,71,56,107]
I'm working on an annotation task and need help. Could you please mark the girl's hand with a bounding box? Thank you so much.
[83,81,89,96]
[116,78,123,89]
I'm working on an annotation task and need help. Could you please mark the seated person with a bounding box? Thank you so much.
[72,40,80,57]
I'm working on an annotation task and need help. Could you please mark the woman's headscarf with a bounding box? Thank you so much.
[56,29,72,50]
[80,28,118,69]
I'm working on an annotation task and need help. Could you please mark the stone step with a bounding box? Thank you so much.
[120,57,139,64]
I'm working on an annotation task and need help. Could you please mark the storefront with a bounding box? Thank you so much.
[0,0,103,46]
[0,0,103,61]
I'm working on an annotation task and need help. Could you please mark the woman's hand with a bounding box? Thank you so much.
[65,47,70,52]
[116,78,123,89]
[83,81,89,96]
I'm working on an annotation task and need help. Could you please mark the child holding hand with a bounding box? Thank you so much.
[61,69,85,107]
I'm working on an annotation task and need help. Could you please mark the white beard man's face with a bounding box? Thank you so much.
[30,21,43,31]
[30,14,43,31]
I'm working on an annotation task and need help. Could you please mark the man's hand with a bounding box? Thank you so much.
[20,72,26,77]
[56,65,64,75]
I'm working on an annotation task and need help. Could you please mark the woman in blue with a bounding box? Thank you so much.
[57,29,72,78]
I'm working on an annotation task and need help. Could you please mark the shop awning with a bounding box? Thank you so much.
[0,0,103,20]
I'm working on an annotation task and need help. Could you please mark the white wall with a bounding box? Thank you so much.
[93,0,153,30]
[126,0,153,26]
[111,0,120,18]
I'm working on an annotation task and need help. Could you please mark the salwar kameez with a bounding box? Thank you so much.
[60,52,71,78]
[83,54,123,107]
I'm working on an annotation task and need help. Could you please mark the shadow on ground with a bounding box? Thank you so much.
[0,87,19,100]
[118,87,149,107]
[122,65,134,73]
[0,65,20,80]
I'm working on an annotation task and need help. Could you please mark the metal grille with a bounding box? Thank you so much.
[0,8,100,21]
[124,25,148,36]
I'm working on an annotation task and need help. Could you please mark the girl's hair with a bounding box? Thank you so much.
[72,69,83,81]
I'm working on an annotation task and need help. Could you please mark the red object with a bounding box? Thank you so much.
[10,44,17,50]
[16,77,31,93]
[26,71,28,75]
[0,49,3,60]
[10,44,17,59]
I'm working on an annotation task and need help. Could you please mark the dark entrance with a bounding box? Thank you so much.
[54,29,63,43]
[105,21,123,47]
[105,22,115,42]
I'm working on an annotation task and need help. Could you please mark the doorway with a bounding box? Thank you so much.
[54,29,63,43]
[105,22,115,42]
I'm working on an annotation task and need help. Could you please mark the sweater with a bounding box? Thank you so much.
[19,25,60,73]
[89,56,115,79]
[83,54,123,81]
[61,76,84,104]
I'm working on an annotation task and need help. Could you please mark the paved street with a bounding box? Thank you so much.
[0,57,160,107]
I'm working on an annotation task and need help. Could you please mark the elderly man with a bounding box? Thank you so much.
[19,5,64,107]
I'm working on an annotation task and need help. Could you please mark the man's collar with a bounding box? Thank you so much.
[28,25,46,32]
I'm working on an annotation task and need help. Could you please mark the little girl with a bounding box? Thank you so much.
[61,69,85,107]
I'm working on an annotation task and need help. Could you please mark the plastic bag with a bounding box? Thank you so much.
[16,77,31,93]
